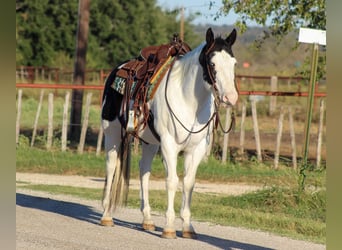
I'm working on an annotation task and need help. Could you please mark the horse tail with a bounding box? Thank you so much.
[109,133,132,210]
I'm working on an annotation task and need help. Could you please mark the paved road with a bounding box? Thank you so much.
[16,174,326,250]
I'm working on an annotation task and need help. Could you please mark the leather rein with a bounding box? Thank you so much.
[164,43,236,135]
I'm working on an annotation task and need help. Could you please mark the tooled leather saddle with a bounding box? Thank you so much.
[105,34,191,136]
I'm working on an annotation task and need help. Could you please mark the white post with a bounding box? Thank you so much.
[316,99,325,168]
[239,101,247,156]
[78,92,92,154]
[274,106,285,169]
[288,106,297,169]
[46,93,54,150]
[221,106,232,163]
[269,76,278,115]
[96,124,103,156]
[251,100,262,162]
[31,90,45,147]
[62,92,71,151]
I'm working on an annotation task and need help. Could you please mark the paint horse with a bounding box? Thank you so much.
[100,28,238,239]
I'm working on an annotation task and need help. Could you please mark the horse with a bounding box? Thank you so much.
[100,27,238,239]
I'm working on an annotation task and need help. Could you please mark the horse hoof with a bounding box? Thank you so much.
[161,229,177,239]
[100,218,114,227]
[182,231,198,239]
[142,222,156,231]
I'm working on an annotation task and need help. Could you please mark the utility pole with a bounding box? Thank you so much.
[70,0,90,142]
[180,6,184,41]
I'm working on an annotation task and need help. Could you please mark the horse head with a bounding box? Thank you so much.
[199,28,238,106]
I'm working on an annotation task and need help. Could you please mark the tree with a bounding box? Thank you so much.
[16,0,78,66]
[219,0,326,80]
[220,0,326,37]
[16,0,201,69]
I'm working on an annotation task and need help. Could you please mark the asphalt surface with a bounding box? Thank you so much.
[16,174,326,250]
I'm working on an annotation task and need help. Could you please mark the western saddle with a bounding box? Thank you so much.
[114,34,192,135]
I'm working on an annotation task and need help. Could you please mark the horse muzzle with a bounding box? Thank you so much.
[221,93,238,107]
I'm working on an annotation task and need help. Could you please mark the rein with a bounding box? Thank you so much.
[164,54,235,135]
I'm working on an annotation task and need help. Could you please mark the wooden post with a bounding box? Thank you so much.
[288,107,297,169]
[20,66,24,81]
[269,76,278,115]
[70,0,90,142]
[31,89,44,147]
[251,100,262,162]
[274,106,285,169]
[316,99,325,168]
[203,130,213,162]
[61,92,70,151]
[221,106,232,163]
[46,93,54,150]
[239,101,247,156]
[78,92,92,154]
[96,123,103,156]
[16,89,23,145]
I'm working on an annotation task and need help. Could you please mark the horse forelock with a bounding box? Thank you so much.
[212,36,234,57]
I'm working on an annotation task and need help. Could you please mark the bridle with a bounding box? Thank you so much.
[164,42,236,135]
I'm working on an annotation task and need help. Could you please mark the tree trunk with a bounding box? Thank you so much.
[69,0,90,141]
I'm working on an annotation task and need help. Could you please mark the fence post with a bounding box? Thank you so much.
[46,93,54,150]
[274,106,285,169]
[269,76,278,115]
[96,123,104,156]
[221,106,232,163]
[16,89,23,145]
[31,89,44,147]
[251,100,262,162]
[78,92,92,154]
[239,101,247,156]
[316,99,325,168]
[62,92,71,151]
[288,106,297,169]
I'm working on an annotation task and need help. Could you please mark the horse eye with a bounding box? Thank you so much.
[210,62,215,67]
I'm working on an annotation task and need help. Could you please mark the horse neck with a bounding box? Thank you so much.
[172,50,214,116]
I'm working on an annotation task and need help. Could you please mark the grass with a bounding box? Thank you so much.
[16,144,326,188]
[17,183,326,244]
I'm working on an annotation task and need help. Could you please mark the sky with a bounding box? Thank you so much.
[156,0,258,26]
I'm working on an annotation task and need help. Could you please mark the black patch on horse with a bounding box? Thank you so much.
[101,66,125,121]
[199,28,236,85]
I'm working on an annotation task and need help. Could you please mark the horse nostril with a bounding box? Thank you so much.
[223,94,238,106]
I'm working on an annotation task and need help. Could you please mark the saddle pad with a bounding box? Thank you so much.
[111,56,175,101]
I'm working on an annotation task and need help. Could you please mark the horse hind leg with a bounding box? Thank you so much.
[100,119,121,226]
[139,143,159,231]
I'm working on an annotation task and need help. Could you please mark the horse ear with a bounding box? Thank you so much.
[226,28,237,46]
[206,28,215,46]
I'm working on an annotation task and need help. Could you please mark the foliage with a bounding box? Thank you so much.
[16,0,201,68]
[217,0,326,80]
[220,0,326,37]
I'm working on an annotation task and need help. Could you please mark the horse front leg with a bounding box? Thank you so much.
[100,119,121,226]
[160,142,179,239]
[181,141,207,239]
[139,142,159,231]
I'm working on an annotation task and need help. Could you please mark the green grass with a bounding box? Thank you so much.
[16,144,326,188]
[17,183,326,244]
